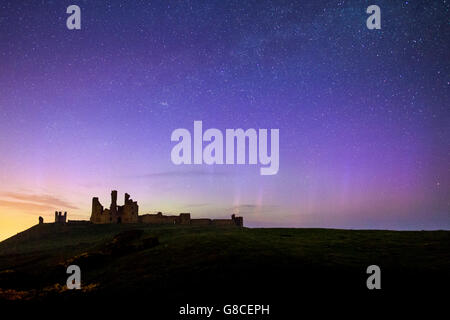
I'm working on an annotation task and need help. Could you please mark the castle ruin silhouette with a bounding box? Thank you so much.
[90,190,243,227]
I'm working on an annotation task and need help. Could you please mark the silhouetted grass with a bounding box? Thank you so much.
[0,223,448,312]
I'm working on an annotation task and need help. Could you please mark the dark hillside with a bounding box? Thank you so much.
[0,223,448,316]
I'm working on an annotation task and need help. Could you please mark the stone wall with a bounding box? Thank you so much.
[191,218,212,225]
[138,212,177,224]
[211,219,235,226]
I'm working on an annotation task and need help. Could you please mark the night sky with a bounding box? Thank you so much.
[0,0,448,239]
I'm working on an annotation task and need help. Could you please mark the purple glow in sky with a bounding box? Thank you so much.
[0,0,448,239]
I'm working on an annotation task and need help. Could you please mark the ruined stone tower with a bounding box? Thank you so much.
[110,190,119,223]
[54,211,67,223]
[90,190,138,224]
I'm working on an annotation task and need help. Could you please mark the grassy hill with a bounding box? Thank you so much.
[0,223,449,315]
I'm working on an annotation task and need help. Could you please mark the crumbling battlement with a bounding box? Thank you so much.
[90,190,243,227]
[91,190,139,224]
[55,211,67,224]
